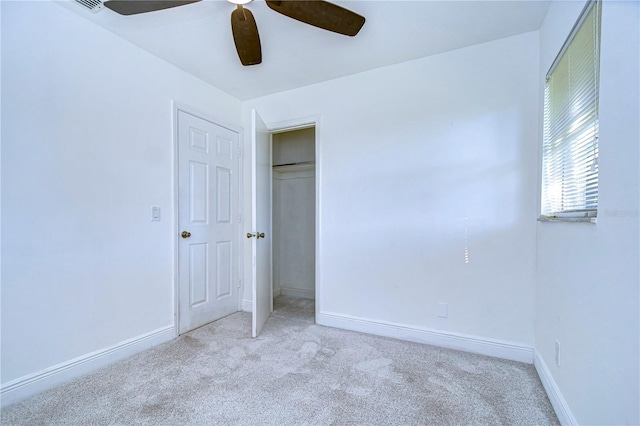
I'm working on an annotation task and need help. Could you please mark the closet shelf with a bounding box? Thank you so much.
[272,161,315,173]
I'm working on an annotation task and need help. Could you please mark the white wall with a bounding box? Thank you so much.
[535,1,640,424]
[1,0,241,399]
[243,31,540,348]
[274,170,315,299]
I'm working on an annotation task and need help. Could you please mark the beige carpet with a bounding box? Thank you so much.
[1,296,558,425]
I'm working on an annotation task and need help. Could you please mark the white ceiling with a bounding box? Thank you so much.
[59,0,550,100]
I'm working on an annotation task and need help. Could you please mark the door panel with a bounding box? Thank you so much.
[189,243,208,306]
[251,109,272,338]
[178,110,240,334]
[189,161,208,223]
[216,240,232,298]
[217,167,232,222]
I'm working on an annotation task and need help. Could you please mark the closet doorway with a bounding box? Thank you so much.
[271,126,316,321]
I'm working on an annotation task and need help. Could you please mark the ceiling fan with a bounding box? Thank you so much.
[102,0,366,66]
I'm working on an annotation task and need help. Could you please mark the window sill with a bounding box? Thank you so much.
[537,215,597,223]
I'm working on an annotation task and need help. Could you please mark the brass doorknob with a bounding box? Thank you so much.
[247,232,256,239]
[257,232,265,239]
[181,231,191,239]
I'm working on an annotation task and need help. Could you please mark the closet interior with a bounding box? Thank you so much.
[272,127,316,305]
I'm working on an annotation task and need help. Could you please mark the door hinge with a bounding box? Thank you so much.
[237,214,242,223]
[236,148,242,158]
[238,279,242,289]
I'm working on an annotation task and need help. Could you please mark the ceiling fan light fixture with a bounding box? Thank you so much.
[227,0,252,5]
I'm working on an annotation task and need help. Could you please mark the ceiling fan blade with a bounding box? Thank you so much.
[266,0,365,36]
[104,0,200,16]
[231,6,262,66]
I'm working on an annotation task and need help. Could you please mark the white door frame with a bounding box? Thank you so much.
[172,101,245,336]
[266,115,322,323]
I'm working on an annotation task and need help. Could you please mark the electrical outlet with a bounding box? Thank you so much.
[555,340,561,367]
[437,302,448,318]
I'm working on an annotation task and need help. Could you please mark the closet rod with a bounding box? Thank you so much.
[272,161,315,168]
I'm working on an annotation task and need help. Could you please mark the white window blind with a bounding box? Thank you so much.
[541,0,601,221]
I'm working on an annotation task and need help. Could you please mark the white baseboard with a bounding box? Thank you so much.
[0,325,175,407]
[317,312,533,364]
[281,287,315,300]
[242,299,252,312]
[273,287,282,297]
[534,351,576,425]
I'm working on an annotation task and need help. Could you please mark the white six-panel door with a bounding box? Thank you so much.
[251,109,273,337]
[178,110,240,334]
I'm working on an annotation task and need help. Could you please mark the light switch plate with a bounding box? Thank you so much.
[151,206,161,221]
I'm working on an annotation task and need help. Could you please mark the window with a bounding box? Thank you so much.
[540,0,601,222]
